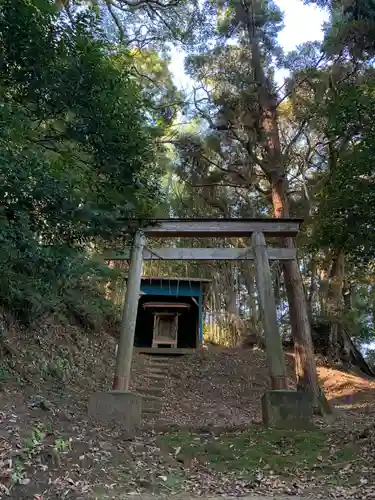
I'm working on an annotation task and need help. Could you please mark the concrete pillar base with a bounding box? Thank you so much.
[262,390,314,430]
[88,391,142,435]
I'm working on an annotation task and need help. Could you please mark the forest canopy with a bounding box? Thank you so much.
[0,0,374,369]
[0,0,164,325]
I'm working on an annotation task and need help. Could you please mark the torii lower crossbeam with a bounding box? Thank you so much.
[105,247,296,261]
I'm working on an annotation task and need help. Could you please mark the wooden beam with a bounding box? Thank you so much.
[134,347,196,355]
[143,302,190,309]
[125,218,302,237]
[105,247,296,261]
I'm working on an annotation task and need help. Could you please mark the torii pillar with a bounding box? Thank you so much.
[252,231,314,429]
[252,232,288,390]
[88,231,145,435]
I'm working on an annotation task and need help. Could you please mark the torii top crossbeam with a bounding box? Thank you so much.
[124,218,303,238]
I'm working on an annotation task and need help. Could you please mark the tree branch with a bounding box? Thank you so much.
[112,0,181,9]
[105,1,126,41]
[276,54,326,108]
[282,119,308,161]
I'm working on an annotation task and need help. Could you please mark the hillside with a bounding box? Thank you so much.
[159,347,375,429]
[1,322,375,498]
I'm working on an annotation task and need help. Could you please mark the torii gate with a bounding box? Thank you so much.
[89,218,314,431]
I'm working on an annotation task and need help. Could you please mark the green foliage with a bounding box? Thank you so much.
[343,285,375,342]
[0,0,163,325]
[39,346,83,382]
[2,0,374,356]
[0,363,11,382]
[98,0,204,48]
[312,77,375,261]
[281,6,375,344]
[305,0,375,58]
[12,424,47,485]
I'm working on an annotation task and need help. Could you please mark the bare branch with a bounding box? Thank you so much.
[111,0,181,10]
[105,1,126,41]
[187,181,246,188]
[282,119,308,161]
[193,87,216,128]
[131,63,160,85]
[147,4,183,40]
[276,54,326,108]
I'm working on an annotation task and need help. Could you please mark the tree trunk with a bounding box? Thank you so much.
[223,264,243,346]
[327,250,345,313]
[242,264,260,344]
[212,279,223,344]
[327,249,345,360]
[105,260,116,301]
[319,263,330,315]
[243,0,326,408]
[307,256,318,319]
[342,279,352,309]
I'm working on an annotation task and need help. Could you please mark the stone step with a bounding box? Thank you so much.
[142,406,161,417]
[142,382,165,390]
[139,393,163,401]
[142,405,162,414]
[138,394,164,402]
[148,363,169,370]
[145,397,162,403]
[142,402,163,413]
[150,357,171,364]
[147,365,168,373]
[137,386,164,396]
[147,365,168,371]
[142,408,161,418]
[141,396,163,405]
[143,372,167,381]
[144,372,168,382]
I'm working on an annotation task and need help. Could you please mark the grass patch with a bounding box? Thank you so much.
[158,471,187,492]
[158,427,359,481]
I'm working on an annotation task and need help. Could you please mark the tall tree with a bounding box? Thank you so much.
[0,0,163,324]
[170,0,327,404]
[281,0,375,359]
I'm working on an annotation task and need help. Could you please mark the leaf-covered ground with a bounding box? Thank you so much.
[1,320,375,499]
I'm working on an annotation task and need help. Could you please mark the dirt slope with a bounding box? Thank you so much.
[158,347,294,428]
[136,346,375,429]
[319,365,375,406]
[2,322,375,498]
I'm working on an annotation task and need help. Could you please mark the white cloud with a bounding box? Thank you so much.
[275,0,329,51]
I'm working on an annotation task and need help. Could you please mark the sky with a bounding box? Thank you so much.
[169,0,329,90]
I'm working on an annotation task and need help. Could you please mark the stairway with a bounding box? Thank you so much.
[136,356,170,421]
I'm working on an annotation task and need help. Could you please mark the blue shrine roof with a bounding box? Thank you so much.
[140,276,210,298]
[141,276,211,283]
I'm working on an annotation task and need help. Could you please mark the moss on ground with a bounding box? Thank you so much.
[159,427,361,482]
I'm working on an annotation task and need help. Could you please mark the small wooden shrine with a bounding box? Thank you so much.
[134,277,210,353]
